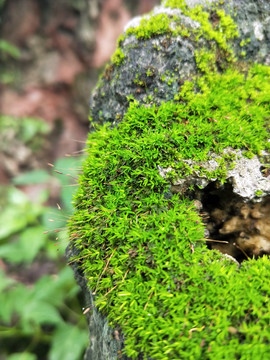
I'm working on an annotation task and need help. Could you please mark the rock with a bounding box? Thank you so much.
[68,0,270,359]
[160,148,270,199]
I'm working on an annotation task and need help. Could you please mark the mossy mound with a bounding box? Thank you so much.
[69,0,270,359]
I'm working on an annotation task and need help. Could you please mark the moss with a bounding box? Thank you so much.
[106,0,240,86]
[189,8,238,52]
[70,1,270,359]
[163,0,238,52]
[126,13,172,39]
[125,2,238,50]
[162,0,186,11]
[255,190,264,197]
[70,63,270,359]
[111,48,125,66]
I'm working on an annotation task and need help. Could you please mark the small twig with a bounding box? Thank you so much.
[144,291,154,311]
[93,249,116,295]
[189,325,205,339]
[68,253,91,265]
[95,269,129,304]
[234,243,250,259]
[203,238,229,244]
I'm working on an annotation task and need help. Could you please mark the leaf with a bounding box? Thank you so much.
[0,187,44,240]
[49,323,88,360]
[0,226,47,264]
[42,207,66,231]
[32,267,79,307]
[0,269,15,292]
[0,40,21,58]
[0,206,29,240]
[13,170,51,185]
[118,292,132,296]
[20,227,47,262]
[8,353,37,360]
[20,117,50,142]
[6,186,29,205]
[0,282,26,325]
[21,301,63,329]
[60,186,75,213]
[46,229,70,257]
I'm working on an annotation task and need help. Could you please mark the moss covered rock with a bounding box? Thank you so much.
[68,0,270,359]
[90,0,270,126]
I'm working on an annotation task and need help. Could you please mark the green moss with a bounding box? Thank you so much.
[162,0,186,11]
[189,8,238,52]
[126,13,172,39]
[70,1,270,359]
[163,0,238,49]
[111,48,125,66]
[70,62,270,359]
[195,49,216,73]
[255,190,264,197]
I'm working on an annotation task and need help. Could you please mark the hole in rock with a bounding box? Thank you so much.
[260,165,270,177]
[193,181,270,263]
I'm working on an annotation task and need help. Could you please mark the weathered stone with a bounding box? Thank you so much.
[159,148,270,199]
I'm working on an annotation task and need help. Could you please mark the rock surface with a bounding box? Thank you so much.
[160,148,270,199]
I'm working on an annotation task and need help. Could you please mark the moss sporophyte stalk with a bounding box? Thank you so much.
[70,1,270,359]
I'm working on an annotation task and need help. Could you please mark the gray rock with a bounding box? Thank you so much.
[159,148,270,199]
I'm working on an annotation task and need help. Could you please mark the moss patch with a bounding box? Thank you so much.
[70,62,270,359]
[111,48,125,66]
[126,13,172,40]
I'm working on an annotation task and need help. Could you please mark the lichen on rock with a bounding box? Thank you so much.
[69,0,270,359]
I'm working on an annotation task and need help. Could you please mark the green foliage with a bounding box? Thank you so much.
[12,170,51,185]
[0,39,21,84]
[49,323,89,360]
[70,60,270,358]
[8,354,37,360]
[0,157,88,360]
[0,115,50,152]
[0,40,21,59]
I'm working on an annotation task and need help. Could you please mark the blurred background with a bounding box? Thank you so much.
[0,0,159,359]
